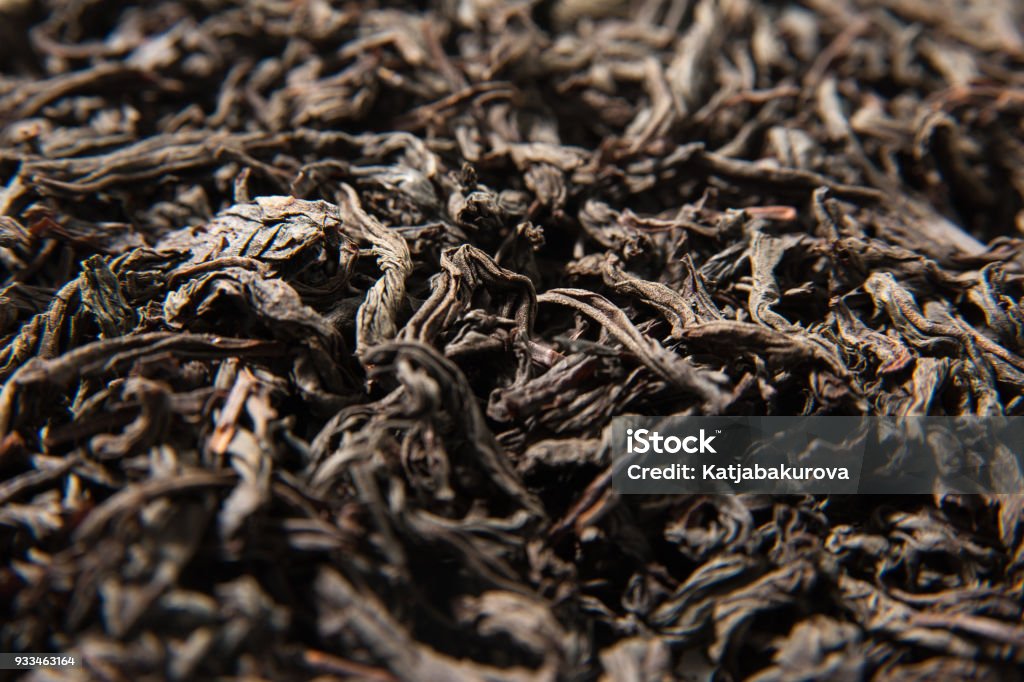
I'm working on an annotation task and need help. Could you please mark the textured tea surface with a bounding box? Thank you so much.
[2,0,1024,679]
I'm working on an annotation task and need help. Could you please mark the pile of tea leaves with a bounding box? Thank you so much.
[2,0,1024,679]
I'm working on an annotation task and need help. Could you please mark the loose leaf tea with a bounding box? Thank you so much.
[2,0,1024,679]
